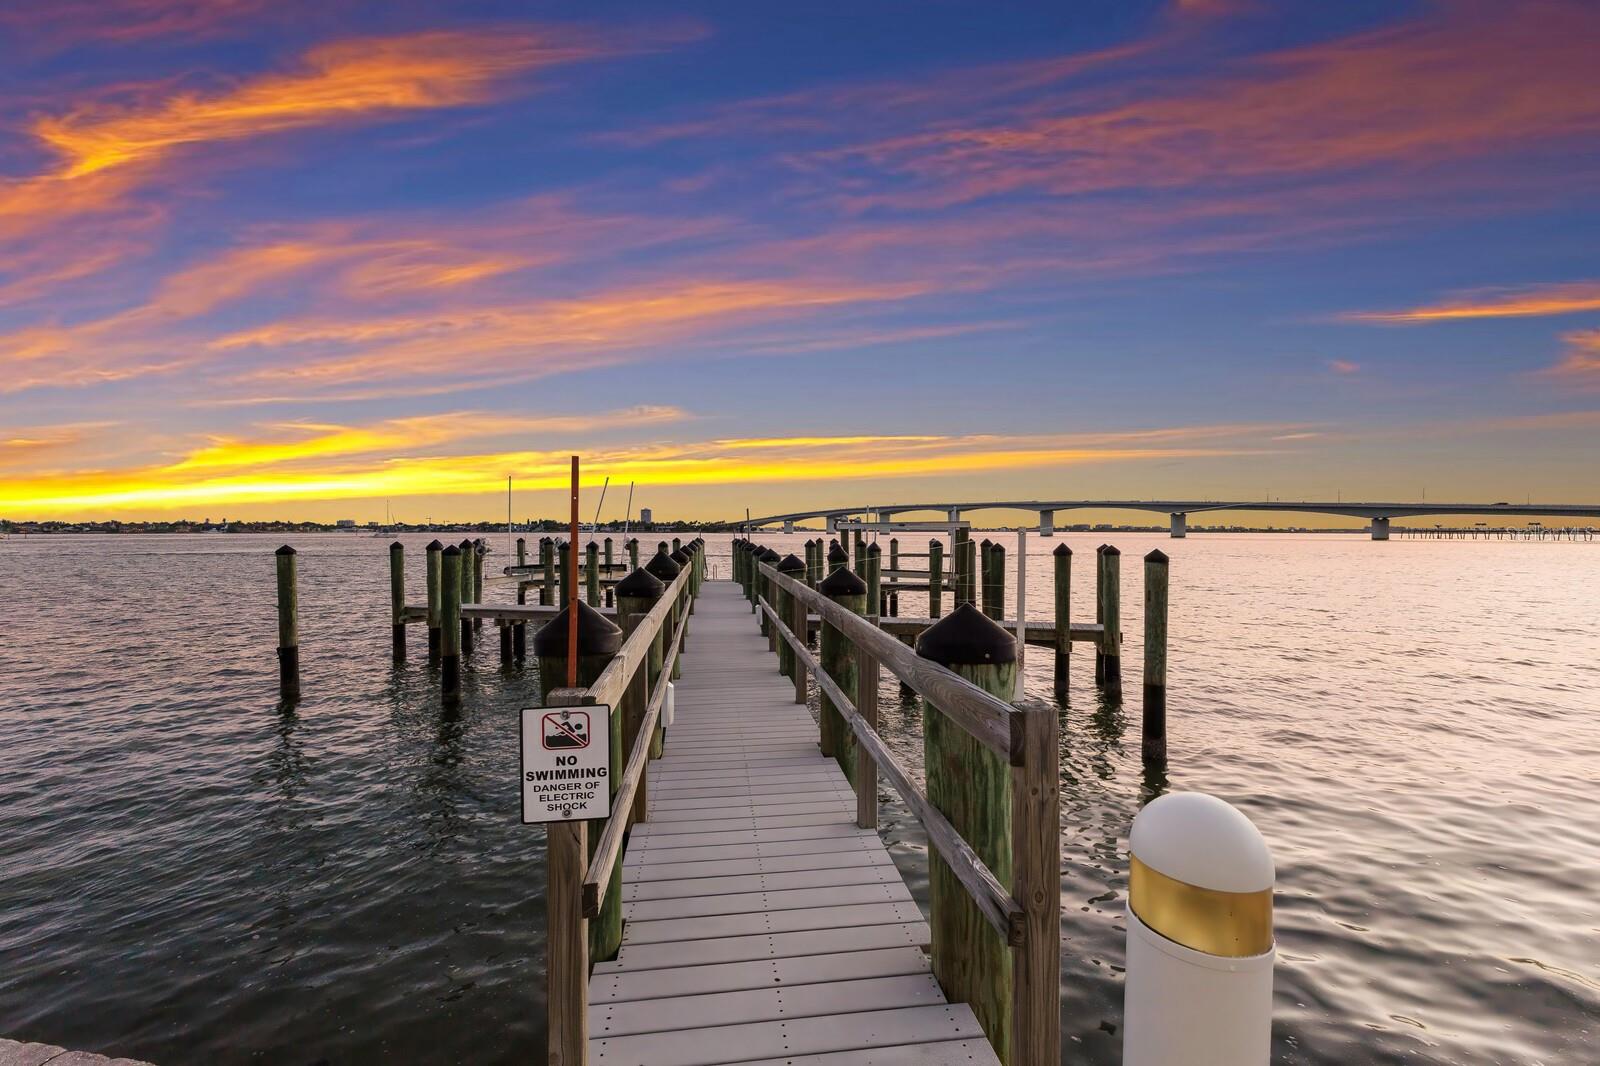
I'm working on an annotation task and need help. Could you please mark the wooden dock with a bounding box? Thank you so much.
[590,580,999,1065]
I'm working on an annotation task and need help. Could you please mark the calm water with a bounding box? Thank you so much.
[1,532,1596,1065]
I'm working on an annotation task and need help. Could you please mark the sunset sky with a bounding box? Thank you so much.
[2,0,1598,524]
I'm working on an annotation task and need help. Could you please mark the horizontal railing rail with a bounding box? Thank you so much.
[757,593,1024,942]
[762,563,1019,761]
[580,597,688,915]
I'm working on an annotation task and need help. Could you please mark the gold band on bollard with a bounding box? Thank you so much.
[1130,854,1273,957]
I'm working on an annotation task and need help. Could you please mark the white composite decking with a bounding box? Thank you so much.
[589,580,1000,1066]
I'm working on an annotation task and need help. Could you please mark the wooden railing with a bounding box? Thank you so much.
[541,553,697,1066]
[757,559,1062,1066]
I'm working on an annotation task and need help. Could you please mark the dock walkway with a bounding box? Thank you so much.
[589,580,998,1065]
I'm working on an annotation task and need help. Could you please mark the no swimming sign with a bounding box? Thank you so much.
[520,705,612,823]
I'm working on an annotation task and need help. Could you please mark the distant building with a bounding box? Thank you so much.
[336,519,356,529]
[639,508,653,525]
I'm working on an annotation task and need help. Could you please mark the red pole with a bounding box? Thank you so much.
[568,455,580,686]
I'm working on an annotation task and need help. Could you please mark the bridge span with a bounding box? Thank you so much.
[743,500,1600,540]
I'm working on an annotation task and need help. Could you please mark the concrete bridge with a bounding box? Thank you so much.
[744,500,1600,540]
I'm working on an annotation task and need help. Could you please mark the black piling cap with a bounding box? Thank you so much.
[459,538,474,551]
[443,544,460,557]
[915,601,1017,666]
[827,543,848,566]
[427,539,443,551]
[1053,542,1071,556]
[777,553,806,573]
[866,542,881,556]
[818,565,867,597]
[1145,548,1169,564]
[532,599,623,656]
[540,536,553,546]
[1103,545,1121,557]
[980,538,992,549]
[669,548,690,566]
[276,544,296,556]
[390,540,404,552]
[615,566,665,600]
[760,548,782,563]
[645,551,681,580]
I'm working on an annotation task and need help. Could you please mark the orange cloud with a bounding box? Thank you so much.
[1328,359,1360,374]
[0,419,1298,517]
[36,31,584,180]
[1342,281,1600,323]
[807,1,1600,209]
[1539,330,1600,383]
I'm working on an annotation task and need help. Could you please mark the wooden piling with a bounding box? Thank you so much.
[440,545,461,700]
[534,601,625,963]
[1094,546,1106,684]
[817,566,866,773]
[458,539,474,656]
[627,537,639,571]
[516,536,527,568]
[1143,549,1168,764]
[514,578,527,660]
[275,545,300,698]
[888,538,900,617]
[866,542,882,619]
[929,538,944,618]
[988,542,1006,622]
[603,538,614,607]
[915,603,1016,1062]
[828,540,847,575]
[1052,544,1071,700]
[979,539,994,618]
[540,537,555,606]
[426,539,443,659]
[473,540,485,631]
[1101,545,1122,691]
[586,541,601,606]
[389,540,406,661]
[558,540,572,611]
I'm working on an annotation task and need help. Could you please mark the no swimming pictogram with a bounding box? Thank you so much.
[542,710,590,750]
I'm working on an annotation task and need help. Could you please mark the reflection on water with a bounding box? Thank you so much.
[1,532,1597,1065]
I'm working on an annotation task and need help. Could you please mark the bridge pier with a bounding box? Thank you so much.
[1169,512,1187,539]
[947,507,961,524]
[783,519,795,534]
[1371,517,1390,541]
[1039,509,1054,537]
[824,514,837,533]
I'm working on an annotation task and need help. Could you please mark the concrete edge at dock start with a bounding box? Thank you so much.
[521,705,612,824]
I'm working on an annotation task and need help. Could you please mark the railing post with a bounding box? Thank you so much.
[775,555,807,681]
[425,539,443,660]
[537,601,624,965]
[1010,701,1061,1066]
[790,574,810,705]
[759,549,781,652]
[817,565,867,767]
[275,545,300,699]
[915,603,1017,1063]
[855,648,879,828]
[389,540,406,661]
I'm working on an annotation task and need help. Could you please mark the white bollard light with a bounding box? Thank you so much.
[1123,792,1275,1066]
[664,681,676,728]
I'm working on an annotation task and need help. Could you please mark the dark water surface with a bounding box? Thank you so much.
[1,533,1596,1065]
